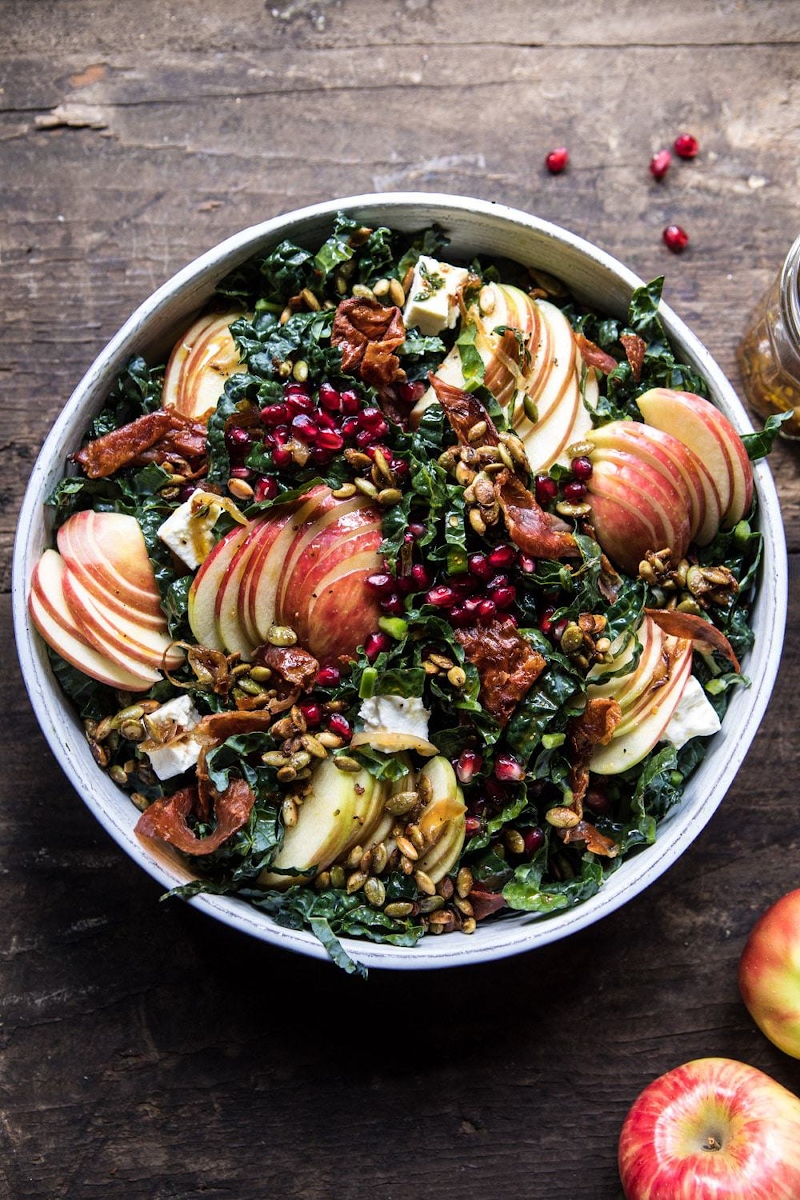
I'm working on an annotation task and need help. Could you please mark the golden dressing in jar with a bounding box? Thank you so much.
[738,233,800,437]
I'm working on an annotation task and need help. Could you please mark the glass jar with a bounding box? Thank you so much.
[738,233,800,437]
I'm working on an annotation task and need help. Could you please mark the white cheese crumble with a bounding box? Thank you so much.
[142,695,204,781]
[157,490,246,570]
[662,675,721,750]
[403,255,469,336]
[358,693,431,742]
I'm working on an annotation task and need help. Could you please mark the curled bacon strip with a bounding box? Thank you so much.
[568,696,622,809]
[427,375,501,446]
[576,334,619,376]
[469,889,507,921]
[331,296,406,389]
[255,644,320,690]
[495,469,578,560]
[74,410,207,478]
[135,776,255,856]
[645,608,740,672]
[619,333,646,383]
[562,820,620,858]
[455,616,546,727]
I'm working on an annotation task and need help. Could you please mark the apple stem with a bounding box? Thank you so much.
[701,1135,722,1152]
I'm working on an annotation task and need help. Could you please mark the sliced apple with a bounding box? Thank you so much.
[162,310,245,423]
[586,420,716,544]
[57,509,165,618]
[258,756,377,888]
[61,567,184,671]
[637,388,753,532]
[29,550,160,690]
[187,521,254,651]
[414,756,467,884]
[246,490,327,646]
[589,445,693,559]
[586,454,685,575]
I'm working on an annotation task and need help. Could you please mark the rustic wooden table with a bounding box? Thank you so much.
[3,2,800,1196]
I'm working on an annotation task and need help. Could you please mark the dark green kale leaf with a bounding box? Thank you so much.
[89,355,164,438]
[741,411,793,459]
[503,846,605,913]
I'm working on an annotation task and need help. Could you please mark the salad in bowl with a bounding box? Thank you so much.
[18,197,786,974]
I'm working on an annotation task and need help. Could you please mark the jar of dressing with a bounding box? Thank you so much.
[738,233,800,437]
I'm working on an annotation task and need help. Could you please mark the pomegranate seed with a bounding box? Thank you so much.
[355,428,379,449]
[494,753,524,782]
[291,413,318,442]
[315,666,341,688]
[586,787,611,815]
[310,446,333,465]
[535,475,559,506]
[315,410,337,431]
[272,426,290,446]
[318,382,341,411]
[456,749,483,784]
[408,522,427,540]
[486,573,509,593]
[392,458,410,480]
[272,446,293,469]
[448,604,471,627]
[285,392,314,416]
[411,563,432,590]
[523,828,544,855]
[394,573,415,594]
[465,816,482,836]
[230,466,252,479]
[358,407,385,430]
[663,224,689,253]
[571,455,593,481]
[365,572,394,595]
[492,585,517,610]
[396,380,426,404]
[487,544,517,570]
[674,133,699,159]
[254,476,278,503]
[463,597,483,618]
[426,585,456,608]
[178,483,198,503]
[545,146,569,174]
[380,593,405,616]
[477,598,497,624]
[340,416,360,439]
[339,389,360,415]
[649,149,672,180]
[225,426,252,453]
[518,553,536,574]
[539,605,556,636]
[284,382,310,398]
[562,480,587,502]
[467,553,492,581]
[450,574,478,597]
[327,713,352,740]
[316,428,344,452]
[260,403,288,427]
[364,631,391,661]
[298,701,323,728]
[553,617,568,641]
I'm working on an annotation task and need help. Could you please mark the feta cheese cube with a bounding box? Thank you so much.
[402,255,469,337]
[143,694,201,741]
[358,693,431,742]
[158,490,246,570]
[142,695,204,781]
[145,734,204,781]
[663,675,721,750]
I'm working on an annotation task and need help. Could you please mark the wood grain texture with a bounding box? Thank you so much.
[2,2,800,1196]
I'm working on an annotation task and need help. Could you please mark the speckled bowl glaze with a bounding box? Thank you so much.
[12,194,788,972]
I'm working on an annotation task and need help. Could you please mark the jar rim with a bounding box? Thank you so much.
[780,232,800,345]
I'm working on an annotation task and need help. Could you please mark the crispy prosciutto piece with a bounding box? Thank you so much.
[645,607,740,672]
[255,644,320,690]
[469,888,507,921]
[73,410,207,478]
[135,776,255,856]
[495,469,578,559]
[455,616,546,727]
[619,333,646,383]
[561,820,620,858]
[568,696,622,809]
[575,334,619,376]
[331,296,406,389]
[427,374,501,446]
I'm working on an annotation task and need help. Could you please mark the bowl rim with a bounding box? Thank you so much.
[12,191,789,971]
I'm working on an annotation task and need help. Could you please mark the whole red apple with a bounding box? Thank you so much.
[740,889,800,1058]
[618,1057,800,1199]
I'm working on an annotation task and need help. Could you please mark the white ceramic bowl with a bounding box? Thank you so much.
[12,193,788,971]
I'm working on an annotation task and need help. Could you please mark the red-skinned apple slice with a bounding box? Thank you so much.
[274,491,362,617]
[187,522,253,650]
[299,550,384,662]
[162,311,245,423]
[637,388,753,530]
[587,618,667,712]
[589,632,693,774]
[587,456,685,574]
[29,550,161,690]
[57,510,165,618]
[245,491,327,646]
[62,567,184,671]
[214,521,271,659]
[587,420,712,543]
[590,446,693,558]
